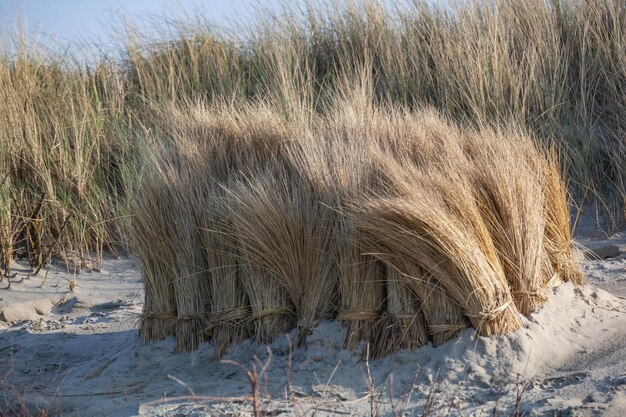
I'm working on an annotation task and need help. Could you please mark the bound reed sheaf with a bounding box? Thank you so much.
[132,100,584,358]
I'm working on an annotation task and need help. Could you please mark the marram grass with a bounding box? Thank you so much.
[133,99,584,357]
[1,0,624,278]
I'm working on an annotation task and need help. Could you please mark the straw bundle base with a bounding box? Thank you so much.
[370,312,428,358]
[140,313,176,341]
[207,306,252,358]
[175,317,207,352]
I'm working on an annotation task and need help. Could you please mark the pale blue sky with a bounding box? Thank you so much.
[0,0,415,61]
[0,0,286,58]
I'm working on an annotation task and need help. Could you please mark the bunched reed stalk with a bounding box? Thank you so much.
[132,94,584,354]
[199,185,251,358]
[352,159,523,337]
[228,175,298,345]
[133,140,214,351]
[370,266,429,358]
[463,129,551,314]
[536,150,586,287]
[301,92,387,351]
[377,261,468,347]
[166,144,212,353]
[132,174,178,341]
[2,0,606,356]
[227,165,338,346]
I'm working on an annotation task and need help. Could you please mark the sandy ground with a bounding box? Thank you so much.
[1,233,625,416]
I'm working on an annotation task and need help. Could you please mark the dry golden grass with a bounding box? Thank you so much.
[1,0,623,284]
[462,130,550,314]
[353,160,523,337]
[228,166,339,345]
[132,175,178,341]
[0,170,11,279]
[371,266,429,357]
[133,96,583,356]
[199,184,251,358]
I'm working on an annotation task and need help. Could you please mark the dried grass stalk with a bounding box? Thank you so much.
[383,262,468,347]
[0,173,11,276]
[290,106,388,350]
[352,155,522,336]
[133,137,213,351]
[464,131,550,314]
[237,255,295,344]
[227,177,297,344]
[370,266,429,358]
[499,132,584,288]
[541,152,585,286]
[199,186,251,358]
[162,143,214,352]
[133,179,178,341]
[337,233,385,350]
[226,165,338,345]
[323,168,386,349]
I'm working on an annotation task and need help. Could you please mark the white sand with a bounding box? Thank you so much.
[1,240,625,416]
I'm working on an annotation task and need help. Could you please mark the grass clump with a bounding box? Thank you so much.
[0,0,619,355]
[133,94,583,356]
[1,0,624,275]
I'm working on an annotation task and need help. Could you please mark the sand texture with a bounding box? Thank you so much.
[1,237,625,416]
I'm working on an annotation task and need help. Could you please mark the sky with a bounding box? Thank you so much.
[0,0,285,59]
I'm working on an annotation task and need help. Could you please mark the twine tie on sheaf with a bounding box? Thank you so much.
[386,313,417,320]
[143,311,178,320]
[337,309,380,321]
[512,273,559,303]
[205,307,251,331]
[428,323,468,336]
[465,300,512,321]
[248,307,293,321]
[144,311,207,321]
[512,289,549,302]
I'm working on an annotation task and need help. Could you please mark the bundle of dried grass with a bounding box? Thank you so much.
[379,260,468,347]
[231,204,295,344]
[134,99,584,356]
[539,151,585,286]
[369,266,429,358]
[172,153,213,352]
[170,203,210,352]
[132,176,179,342]
[199,185,251,358]
[226,164,338,345]
[302,112,386,350]
[359,137,471,347]
[480,129,584,290]
[462,130,551,314]
[352,156,523,336]
[0,173,11,278]
[336,230,385,350]
[133,138,211,352]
